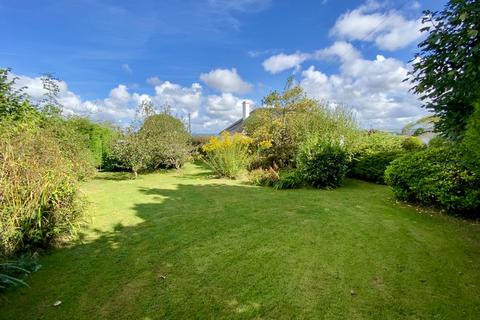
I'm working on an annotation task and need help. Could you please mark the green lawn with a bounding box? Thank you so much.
[2,163,480,319]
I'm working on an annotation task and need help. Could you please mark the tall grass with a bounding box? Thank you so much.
[0,122,87,257]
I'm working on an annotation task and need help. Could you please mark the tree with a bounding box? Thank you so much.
[111,104,192,177]
[111,128,150,178]
[0,68,36,120]
[245,79,358,168]
[139,112,191,169]
[409,0,480,139]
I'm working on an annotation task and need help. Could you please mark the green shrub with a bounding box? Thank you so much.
[244,80,358,169]
[428,136,451,148]
[297,138,348,188]
[463,102,480,162]
[349,131,409,184]
[202,132,252,178]
[248,168,279,187]
[351,151,402,184]
[353,131,405,156]
[66,117,120,169]
[385,146,480,215]
[274,170,303,189]
[139,113,192,169]
[0,121,87,256]
[110,113,192,177]
[401,136,425,151]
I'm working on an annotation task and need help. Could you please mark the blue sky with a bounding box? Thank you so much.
[1,0,446,133]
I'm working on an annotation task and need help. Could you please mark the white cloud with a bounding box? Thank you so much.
[314,41,361,62]
[262,53,310,74]
[330,1,422,50]
[200,68,252,93]
[300,48,428,131]
[153,81,203,115]
[10,73,252,133]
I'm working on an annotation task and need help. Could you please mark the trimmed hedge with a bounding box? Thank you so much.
[351,151,402,184]
[385,146,480,215]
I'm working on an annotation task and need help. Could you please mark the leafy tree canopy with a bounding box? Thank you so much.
[410,0,480,139]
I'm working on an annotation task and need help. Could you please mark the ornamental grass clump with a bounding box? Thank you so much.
[202,132,252,178]
[0,123,87,257]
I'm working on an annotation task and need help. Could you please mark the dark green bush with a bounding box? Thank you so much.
[385,146,480,215]
[274,170,303,189]
[297,138,348,188]
[463,102,480,162]
[351,151,402,184]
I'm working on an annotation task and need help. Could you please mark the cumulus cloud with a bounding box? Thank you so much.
[262,53,310,74]
[10,73,251,132]
[299,46,428,130]
[200,68,252,93]
[330,1,422,50]
[314,41,361,62]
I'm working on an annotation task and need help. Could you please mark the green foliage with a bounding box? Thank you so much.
[351,151,401,184]
[353,131,405,156]
[273,169,303,189]
[350,131,407,184]
[202,133,252,178]
[66,117,120,168]
[428,136,451,148]
[244,81,358,168]
[111,112,192,177]
[409,0,480,138]
[0,69,36,121]
[0,120,87,256]
[401,136,425,152]
[297,137,348,188]
[463,102,480,162]
[247,168,279,187]
[110,128,150,178]
[139,113,192,169]
[385,146,480,214]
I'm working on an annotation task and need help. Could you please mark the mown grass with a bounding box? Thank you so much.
[1,163,480,319]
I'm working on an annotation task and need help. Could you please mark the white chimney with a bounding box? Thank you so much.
[242,101,250,120]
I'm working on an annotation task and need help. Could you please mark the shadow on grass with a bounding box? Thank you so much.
[0,182,276,319]
[2,178,480,320]
[94,171,132,181]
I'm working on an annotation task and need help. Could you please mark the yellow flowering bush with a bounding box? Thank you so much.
[258,140,273,150]
[202,132,252,178]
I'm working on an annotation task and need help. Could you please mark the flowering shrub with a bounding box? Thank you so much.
[202,132,252,178]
